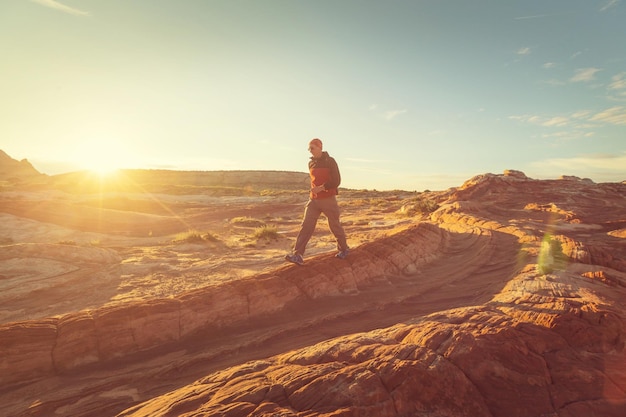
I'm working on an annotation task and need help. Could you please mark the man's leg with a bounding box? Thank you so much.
[293,199,321,255]
[320,197,348,252]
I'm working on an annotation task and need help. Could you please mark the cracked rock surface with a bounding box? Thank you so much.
[1,171,625,417]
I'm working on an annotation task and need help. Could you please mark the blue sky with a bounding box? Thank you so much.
[1,0,624,190]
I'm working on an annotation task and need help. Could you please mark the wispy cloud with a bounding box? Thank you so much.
[530,152,626,182]
[608,72,626,101]
[368,104,407,121]
[541,116,569,127]
[509,114,571,127]
[570,67,602,82]
[600,0,620,12]
[570,51,583,59]
[514,14,552,20]
[30,0,90,16]
[609,72,626,90]
[513,12,575,20]
[589,106,626,125]
[510,106,626,144]
[383,109,407,121]
[517,47,531,55]
[571,110,591,119]
[540,131,592,139]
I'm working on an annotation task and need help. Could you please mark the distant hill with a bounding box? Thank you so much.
[0,150,309,192]
[0,150,45,181]
[47,169,311,194]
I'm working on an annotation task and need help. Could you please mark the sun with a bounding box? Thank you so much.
[89,159,121,177]
[72,138,129,177]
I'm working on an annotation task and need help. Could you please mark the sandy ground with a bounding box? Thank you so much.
[0,188,421,323]
[2,174,624,417]
[1,187,518,417]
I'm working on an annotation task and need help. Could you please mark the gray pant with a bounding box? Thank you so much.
[293,196,348,256]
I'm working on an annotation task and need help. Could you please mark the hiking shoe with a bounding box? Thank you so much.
[285,253,304,265]
[335,249,350,260]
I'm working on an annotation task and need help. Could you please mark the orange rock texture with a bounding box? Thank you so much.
[1,170,625,417]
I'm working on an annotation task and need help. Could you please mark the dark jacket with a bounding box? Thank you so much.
[309,151,341,199]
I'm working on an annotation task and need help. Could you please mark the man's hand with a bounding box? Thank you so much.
[311,185,325,194]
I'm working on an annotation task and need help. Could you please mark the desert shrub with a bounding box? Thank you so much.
[253,225,279,240]
[397,197,439,217]
[58,240,77,245]
[173,229,219,244]
[231,217,266,228]
[537,235,567,274]
[203,231,220,242]
[173,230,204,243]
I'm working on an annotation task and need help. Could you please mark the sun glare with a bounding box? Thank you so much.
[90,161,120,177]
[72,138,128,177]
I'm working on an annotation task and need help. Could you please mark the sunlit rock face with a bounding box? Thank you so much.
[1,170,625,417]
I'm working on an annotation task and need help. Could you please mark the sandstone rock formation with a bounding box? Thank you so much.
[0,243,121,322]
[0,171,625,417]
[0,149,45,181]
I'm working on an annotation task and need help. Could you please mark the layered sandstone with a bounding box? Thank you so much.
[1,171,625,417]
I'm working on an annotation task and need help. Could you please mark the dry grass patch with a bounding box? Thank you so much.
[230,217,266,228]
[173,229,220,244]
[396,197,439,217]
[253,225,280,241]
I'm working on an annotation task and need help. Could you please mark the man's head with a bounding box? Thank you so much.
[308,138,323,158]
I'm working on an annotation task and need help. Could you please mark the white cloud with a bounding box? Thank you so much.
[517,47,531,55]
[383,109,407,121]
[609,72,626,90]
[369,104,407,121]
[541,131,573,138]
[570,68,602,82]
[590,106,626,125]
[600,0,620,12]
[513,12,575,20]
[30,0,90,16]
[530,152,626,182]
[571,110,591,119]
[543,62,556,69]
[608,72,626,100]
[541,129,595,141]
[514,14,551,20]
[509,114,570,127]
[509,106,626,128]
[542,116,569,127]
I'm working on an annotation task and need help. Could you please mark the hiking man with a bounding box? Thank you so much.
[285,138,349,265]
